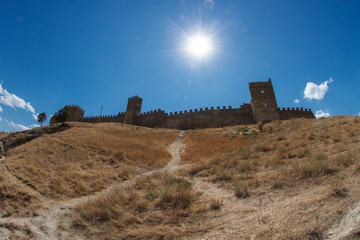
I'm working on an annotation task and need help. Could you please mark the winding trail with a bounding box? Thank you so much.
[0,131,185,240]
[1,130,359,240]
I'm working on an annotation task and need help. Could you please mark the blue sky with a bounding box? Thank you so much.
[1,0,359,131]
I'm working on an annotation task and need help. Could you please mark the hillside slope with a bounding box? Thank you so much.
[0,116,359,239]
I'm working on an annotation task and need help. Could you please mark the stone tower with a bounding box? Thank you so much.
[49,105,84,124]
[124,96,143,124]
[249,78,280,122]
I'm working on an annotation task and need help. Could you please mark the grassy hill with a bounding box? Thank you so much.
[0,116,360,239]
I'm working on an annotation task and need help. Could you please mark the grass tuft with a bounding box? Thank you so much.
[209,199,223,210]
[233,180,249,198]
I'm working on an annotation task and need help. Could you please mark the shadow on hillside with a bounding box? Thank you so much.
[0,123,71,153]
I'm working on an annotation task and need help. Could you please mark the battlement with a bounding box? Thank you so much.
[165,104,252,118]
[66,105,85,114]
[50,79,315,129]
[140,109,166,116]
[279,107,312,112]
[278,107,315,120]
[127,95,143,103]
[83,113,125,120]
[82,112,126,123]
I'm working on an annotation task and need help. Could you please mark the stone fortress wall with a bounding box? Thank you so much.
[50,79,315,129]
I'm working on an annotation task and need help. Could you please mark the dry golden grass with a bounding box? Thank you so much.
[182,127,250,163]
[182,115,360,239]
[0,167,44,217]
[2,122,178,200]
[71,173,200,239]
[2,115,360,239]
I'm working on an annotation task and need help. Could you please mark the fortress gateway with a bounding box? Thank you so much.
[50,79,315,129]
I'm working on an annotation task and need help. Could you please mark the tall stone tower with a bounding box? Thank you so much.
[249,79,280,122]
[124,96,143,124]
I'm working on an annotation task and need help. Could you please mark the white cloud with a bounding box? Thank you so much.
[32,113,38,121]
[30,124,40,128]
[315,110,330,119]
[0,106,2,112]
[294,99,300,104]
[5,119,30,131]
[0,84,35,113]
[304,77,333,100]
[0,117,2,121]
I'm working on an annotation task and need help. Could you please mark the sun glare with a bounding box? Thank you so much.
[186,35,213,58]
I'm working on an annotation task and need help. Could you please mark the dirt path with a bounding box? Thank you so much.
[325,200,360,240]
[0,131,185,240]
[186,178,258,240]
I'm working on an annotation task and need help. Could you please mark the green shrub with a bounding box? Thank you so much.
[238,127,250,135]
[54,106,70,123]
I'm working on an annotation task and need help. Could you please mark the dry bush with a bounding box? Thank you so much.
[72,173,198,239]
[333,151,356,167]
[255,143,273,152]
[288,154,336,179]
[187,162,210,176]
[327,179,348,197]
[135,173,196,210]
[156,177,195,210]
[211,168,233,182]
[233,180,249,198]
[72,188,144,232]
[209,198,223,210]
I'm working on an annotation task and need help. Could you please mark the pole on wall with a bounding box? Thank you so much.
[99,105,103,123]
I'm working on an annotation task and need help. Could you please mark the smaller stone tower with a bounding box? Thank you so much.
[49,105,85,124]
[124,96,143,124]
[249,78,280,122]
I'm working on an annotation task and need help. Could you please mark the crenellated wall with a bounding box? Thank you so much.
[50,79,316,129]
[136,109,167,128]
[83,112,126,123]
[278,107,315,120]
[164,104,254,129]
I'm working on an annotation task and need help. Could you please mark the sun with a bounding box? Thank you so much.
[186,34,213,58]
